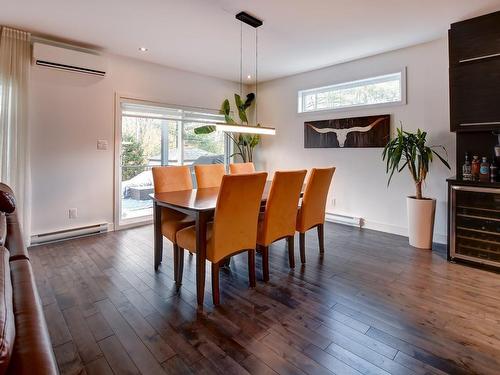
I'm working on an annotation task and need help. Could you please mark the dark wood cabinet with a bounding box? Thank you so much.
[450,58,500,131]
[449,12,500,66]
[449,11,500,132]
[448,11,500,272]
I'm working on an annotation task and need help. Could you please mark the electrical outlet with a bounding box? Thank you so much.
[97,139,108,150]
[331,198,336,207]
[69,208,78,219]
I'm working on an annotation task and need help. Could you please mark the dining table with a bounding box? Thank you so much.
[152,180,304,307]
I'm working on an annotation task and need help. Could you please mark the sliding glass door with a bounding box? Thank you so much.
[116,98,228,227]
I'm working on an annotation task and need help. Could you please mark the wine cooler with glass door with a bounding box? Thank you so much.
[448,183,500,268]
[447,11,500,270]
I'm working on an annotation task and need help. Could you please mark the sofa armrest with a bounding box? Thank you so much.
[4,215,28,262]
[0,247,15,374]
[7,260,58,375]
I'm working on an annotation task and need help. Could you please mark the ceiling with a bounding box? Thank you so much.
[1,0,500,82]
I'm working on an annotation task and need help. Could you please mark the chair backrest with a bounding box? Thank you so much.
[194,164,226,188]
[229,162,255,174]
[296,167,335,233]
[152,166,193,193]
[210,172,268,262]
[259,170,307,245]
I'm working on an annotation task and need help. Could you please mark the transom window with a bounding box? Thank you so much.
[298,70,406,113]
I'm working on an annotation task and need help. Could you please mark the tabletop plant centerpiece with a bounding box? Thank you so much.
[382,126,450,249]
[195,93,261,162]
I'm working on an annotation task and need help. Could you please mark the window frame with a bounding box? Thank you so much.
[297,68,407,115]
[114,94,231,229]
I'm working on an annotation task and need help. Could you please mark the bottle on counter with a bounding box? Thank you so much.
[462,153,473,181]
[471,155,481,180]
[479,157,490,181]
[495,131,500,159]
[491,158,498,182]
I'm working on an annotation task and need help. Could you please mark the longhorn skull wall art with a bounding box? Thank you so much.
[304,114,390,148]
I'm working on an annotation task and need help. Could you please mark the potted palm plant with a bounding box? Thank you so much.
[195,93,260,162]
[382,127,450,249]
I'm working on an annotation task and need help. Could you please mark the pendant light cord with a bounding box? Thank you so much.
[239,19,259,126]
[255,27,258,126]
[240,22,243,97]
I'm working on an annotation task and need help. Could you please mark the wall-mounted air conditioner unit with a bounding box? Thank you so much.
[32,42,107,76]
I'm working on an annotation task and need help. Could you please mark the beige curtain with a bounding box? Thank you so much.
[0,27,31,243]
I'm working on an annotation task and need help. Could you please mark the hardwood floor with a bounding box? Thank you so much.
[29,223,500,375]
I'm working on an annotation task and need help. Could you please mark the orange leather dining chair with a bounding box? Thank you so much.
[229,162,255,174]
[257,170,307,281]
[296,167,335,263]
[194,164,226,188]
[176,172,268,305]
[151,166,194,282]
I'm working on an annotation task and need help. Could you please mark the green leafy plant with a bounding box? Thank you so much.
[194,93,260,162]
[382,126,450,200]
[121,134,147,180]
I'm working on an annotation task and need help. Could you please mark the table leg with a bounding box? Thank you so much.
[153,201,163,270]
[196,211,208,306]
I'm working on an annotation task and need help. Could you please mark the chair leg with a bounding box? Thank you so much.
[248,249,256,287]
[299,232,306,264]
[261,246,269,282]
[211,262,220,305]
[177,247,184,285]
[287,236,295,268]
[317,224,325,254]
[173,244,179,283]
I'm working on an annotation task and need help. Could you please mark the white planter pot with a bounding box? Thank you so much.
[406,196,436,249]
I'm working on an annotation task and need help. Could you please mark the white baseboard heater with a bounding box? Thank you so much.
[325,213,363,228]
[30,223,109,245]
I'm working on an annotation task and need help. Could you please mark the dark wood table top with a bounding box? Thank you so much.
[152,181,277,212]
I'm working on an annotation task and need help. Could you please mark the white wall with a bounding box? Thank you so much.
[255,37,455,243]
[30,54,239,235]
[30,37,455,243]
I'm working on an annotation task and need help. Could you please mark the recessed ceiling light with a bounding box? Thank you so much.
[247,75,252,79]
[139,47,148,52]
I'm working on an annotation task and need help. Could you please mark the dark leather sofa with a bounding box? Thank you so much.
[0,183,58,374]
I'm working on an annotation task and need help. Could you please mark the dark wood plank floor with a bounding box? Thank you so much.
[29,223,500,375]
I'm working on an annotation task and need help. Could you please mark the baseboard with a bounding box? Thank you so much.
[325,211,447,245]
[30,222,112,246]
[325,213,362,227]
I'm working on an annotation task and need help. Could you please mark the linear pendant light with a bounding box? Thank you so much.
[215,123,276,135]
[216,11,275,136]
